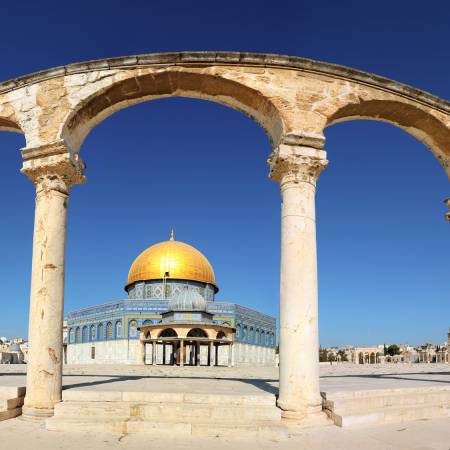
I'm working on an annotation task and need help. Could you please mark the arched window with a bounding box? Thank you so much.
[98,323,104,341]
[187,328,207,338]
[69,328,74,343]
[249,327,254,344]
[159,328,177,338]
[255,329,260,345]
[236,324,241,340]
[75,327,81,343]
[261,331,266,347]
[142,319,153,326]
[82,326,88,343]
[265,332,269,346]
[217,331,227,340]
[243,325,248,342]
[115,320,122,338]
[129,320,138,338]
[90,325,96,341]
[106,322,113,340]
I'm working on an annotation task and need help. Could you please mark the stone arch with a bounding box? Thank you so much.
[145,331,151,339]
[61,70,283,152]
[217,331,227,340]
[0,117,23,134]
[75,327,81,343]
[187,328,208,338]
[159,328,177,338]
[326,100,450,176]
[358,352,364,364]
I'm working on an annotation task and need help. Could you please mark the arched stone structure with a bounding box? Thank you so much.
[1,52,448,421]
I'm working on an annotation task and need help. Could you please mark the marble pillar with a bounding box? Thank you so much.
[268,142,328,420]
[180,339,184,367]
[21,144,85,419]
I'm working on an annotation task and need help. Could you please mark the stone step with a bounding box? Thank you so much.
[62,389,276,406]
[324,387,450,412]
[46,416,288,439]
[54,400,281,422]
[0,407,22,421]
[0,396,24,411]
[328,402,450,427]
[0,386,26,398]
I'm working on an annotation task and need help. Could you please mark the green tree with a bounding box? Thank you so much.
[337,349,348,362]
[319,347,328,362]
[386,344,401,356]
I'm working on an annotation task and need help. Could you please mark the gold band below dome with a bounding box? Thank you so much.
[126,239,218,291]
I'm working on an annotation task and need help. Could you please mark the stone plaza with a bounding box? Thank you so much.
[1,363,450,448]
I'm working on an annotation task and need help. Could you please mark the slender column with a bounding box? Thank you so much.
[21,144,85,419]
[180,339,184,367]
[196,342,200,366]
[208,342,213,366]
[152,341,156,365]
[268,141,328,420]
[215,343,219,366]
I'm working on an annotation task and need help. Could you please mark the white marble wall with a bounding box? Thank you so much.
[66,341,276,366]
[66,340,141,364]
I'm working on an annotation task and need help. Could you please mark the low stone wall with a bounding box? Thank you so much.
[233,343,276,367]
[67,340,141,364]
[66,341,276,366]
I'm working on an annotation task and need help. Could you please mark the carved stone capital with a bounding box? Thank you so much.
[281,132,326,150]
[268,144,328,186]
[21,141,85,194]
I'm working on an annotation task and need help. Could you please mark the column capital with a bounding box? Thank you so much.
[21,141,85,194]
[268,143,328,186]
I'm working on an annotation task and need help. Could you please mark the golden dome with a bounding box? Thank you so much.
[126,231,218,291]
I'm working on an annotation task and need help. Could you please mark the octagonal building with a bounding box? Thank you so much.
[65,231,277,366]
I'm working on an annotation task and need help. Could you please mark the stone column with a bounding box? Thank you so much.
[20,143,85,420]
[152,341,156,365]
[208,342,213,366]
[268,140,328,420]
[180,339,184,367]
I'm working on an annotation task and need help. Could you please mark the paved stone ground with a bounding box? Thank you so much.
[0,415,449,449]
[1,363,449,449]
[0,363,449,394]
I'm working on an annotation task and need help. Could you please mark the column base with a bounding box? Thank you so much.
[21,405,55,421]
[281,410,330,429]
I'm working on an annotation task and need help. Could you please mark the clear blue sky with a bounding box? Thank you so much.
[0,1,448,346]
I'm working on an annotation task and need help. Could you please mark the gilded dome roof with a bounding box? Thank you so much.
[126,231,218,291]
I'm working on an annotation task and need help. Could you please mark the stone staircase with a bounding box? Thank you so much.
[323,386,450,427]
[0,386,25,421]
[46,389,287,438]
